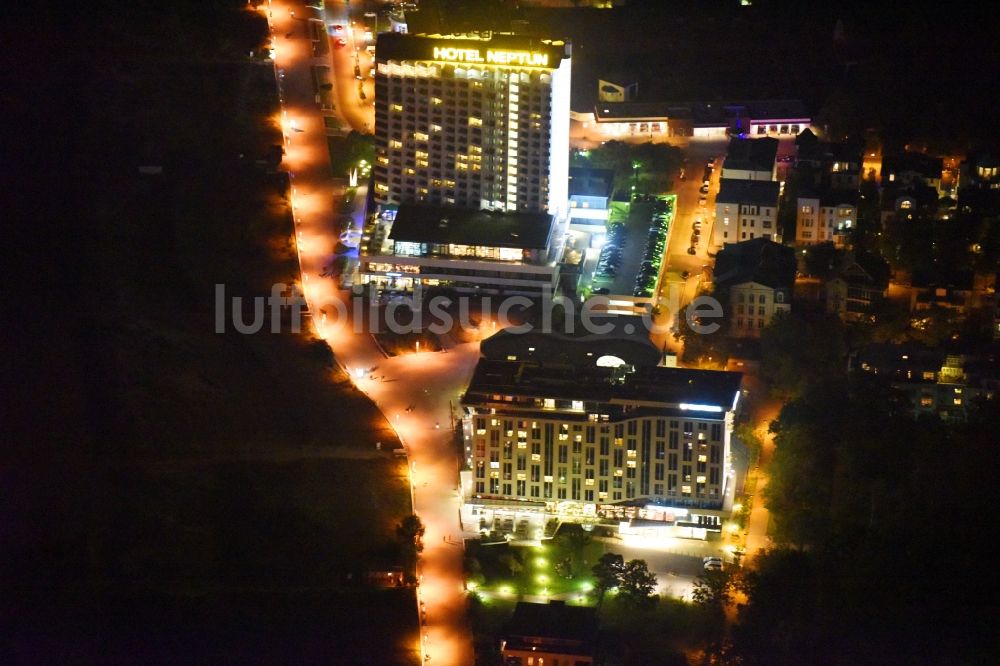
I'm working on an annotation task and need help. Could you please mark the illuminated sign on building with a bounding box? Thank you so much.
[431,46,550,67]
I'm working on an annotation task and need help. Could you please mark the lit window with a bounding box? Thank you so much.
[468,117,483,127]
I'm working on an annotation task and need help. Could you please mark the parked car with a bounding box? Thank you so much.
[687,246,697,255]
[703,556,723,571]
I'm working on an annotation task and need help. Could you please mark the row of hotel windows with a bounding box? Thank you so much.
[379,188,546,205]
[474,418,724,440]
[472,478,720,501]
[476,466,724,491]
[366,264,553,281]
[475,437,721,461]
[378,62,555,83]
[393,242,525,262]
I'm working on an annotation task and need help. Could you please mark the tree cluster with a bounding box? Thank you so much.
[572,141,683,196]
[759,310,848,400]
[592,553,658,608]
[729,375,997,664]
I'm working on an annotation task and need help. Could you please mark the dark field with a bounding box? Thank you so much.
[5,1,416,662]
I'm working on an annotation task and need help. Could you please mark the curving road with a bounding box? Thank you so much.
[263,1,475,663]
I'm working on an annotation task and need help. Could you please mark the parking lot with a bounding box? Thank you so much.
[591,198,673,300]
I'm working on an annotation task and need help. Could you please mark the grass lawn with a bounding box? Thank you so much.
[466,525,606,602]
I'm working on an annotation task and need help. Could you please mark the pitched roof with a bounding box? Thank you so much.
[837,251,890,288]
[713,238,796,290]
[389,204,554,249]
[882,151,943,180]
[716,179,781,206]
[504,602,598,656]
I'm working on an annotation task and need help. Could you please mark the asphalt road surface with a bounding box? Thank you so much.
[265,2,474,663]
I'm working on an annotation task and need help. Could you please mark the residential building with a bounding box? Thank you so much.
[881,151,944,195]
[567,166,614,226]
[501,601,598,666]
[957,151,1000,217]
[825,251,890,322]
[794,130,864,190]
[795,190,858,245]
[854,344,999,421]
[359,203,561,294]
[461,359,743,522]
[373,32,571,216]
[909,268,977,315]
[879,182,940,225]
[721,137,778,181]
[713,238,796,338]
[713,179,781,245]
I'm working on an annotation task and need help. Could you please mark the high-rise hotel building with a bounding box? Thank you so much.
[372,32,572,217]
[460,360,743,524]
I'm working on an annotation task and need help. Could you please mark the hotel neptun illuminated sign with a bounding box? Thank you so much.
[431,46,550,68]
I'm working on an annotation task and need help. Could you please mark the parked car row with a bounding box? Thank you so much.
[633,199,672,297]
[596,222,626,278]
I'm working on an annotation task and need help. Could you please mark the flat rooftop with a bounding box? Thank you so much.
[725,137,778,172]
[464,359,743,410]
[593,99,809,124]
[388,204,554,249]
[480,317,661,367]
[716,179,780,206]
[375,32,571,67]
[568,166,615,199]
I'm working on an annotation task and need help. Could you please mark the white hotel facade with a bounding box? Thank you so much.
[372,32,571,217]
[460,361,744,534]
